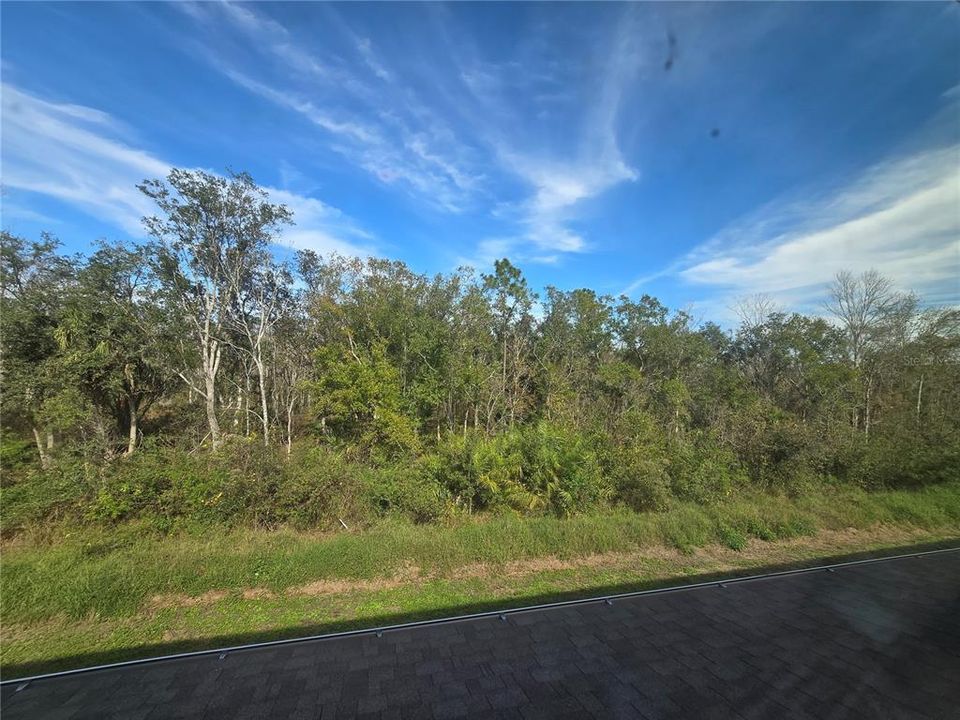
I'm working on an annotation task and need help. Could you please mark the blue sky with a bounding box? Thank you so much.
[2,2,958,321]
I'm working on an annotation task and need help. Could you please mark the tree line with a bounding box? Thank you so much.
[2,169,958,524]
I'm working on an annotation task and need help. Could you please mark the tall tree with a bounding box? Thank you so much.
[825,270,915,436]
[228,256,293,445]
[139,169,292,450]
[55,242,169,455]
[482,259,536,429]
[825,270,897,369]
[537,288,615,423]
[0,232,75,466]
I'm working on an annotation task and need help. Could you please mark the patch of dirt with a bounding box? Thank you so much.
[138,526,950,611]
[290,578,391,596]
[241,587,276,600]
[146,590,229,610]
[291,562,422,597]
[458,546,682,579]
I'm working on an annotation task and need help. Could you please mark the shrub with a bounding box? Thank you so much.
[425,432,489,510]
[610,446,671,512]
[426,423,608,517]
[668,436,746,504]
[728,400,827,492]
[1,456,91,534]
[0,436,36,476]
[88,443,226,525]
[850,433,960,490]
[602,409,672,512]
[362,462,445,523]
[516,422,609,516]
[279,445,369,529]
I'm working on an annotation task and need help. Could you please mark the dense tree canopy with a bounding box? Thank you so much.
[2,170,958,530]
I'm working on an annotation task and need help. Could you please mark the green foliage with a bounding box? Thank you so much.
[0,436,35,473]
[361,464,445,523]
[276,446,368,529]
[7,441,446,532]
[718,499,818,544]
[87,443,229,526]
[4,193,960,536]
[1,455,92,535]
[7,481,953,629]
[1,232,76,447]
[602,410,672,512]
[668,436,747,504]
[727,399,831,492]
[850,433,960,490]
[658,505,714,553]
[745,517,777,542]
[427,423,607,517]
[611,448,672,512]
[310,342,421,459]
[717,521,747,551]
[7,178,960,684]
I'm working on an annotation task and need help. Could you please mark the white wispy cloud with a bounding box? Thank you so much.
[177,2,483,215]
[497,151,637,254]
[456,6,646,260]
[219,68,382,145]
[0,202,64,229]
[624,143,960,310]
[0,83,374,257]
[2,83,167,235]
[173,2,645,264]
[456,238,516,270]
[356,37,392,82]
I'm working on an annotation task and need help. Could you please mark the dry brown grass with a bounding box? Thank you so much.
[139,525,941,610]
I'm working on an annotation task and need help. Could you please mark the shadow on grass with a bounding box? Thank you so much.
[4,537,958,681]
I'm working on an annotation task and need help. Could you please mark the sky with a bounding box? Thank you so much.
[2,1,958,323]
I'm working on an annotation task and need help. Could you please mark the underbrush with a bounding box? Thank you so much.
[1,439,445,535]
[3,420,957,538]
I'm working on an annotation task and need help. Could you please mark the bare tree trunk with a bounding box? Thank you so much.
[233,385,242,431]
[46,431,55,450]
[864,377,872,439]
[272,382,281,441]
[126,397,138,456]
[502,336,508,423]
[33,427,50,469]
[254,357,270,446]
[286,396,295,456]
[93,412,112,456]
[916,374,924,426]
[205,371,221,450]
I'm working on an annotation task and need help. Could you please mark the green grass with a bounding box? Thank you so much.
[2,481,959,677]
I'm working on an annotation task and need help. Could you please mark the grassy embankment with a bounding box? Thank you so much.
[2,481,959,678]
